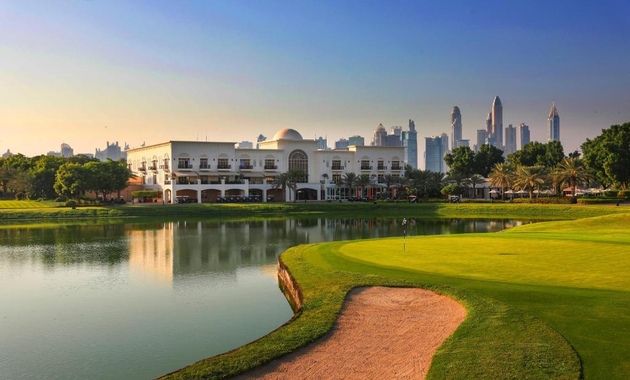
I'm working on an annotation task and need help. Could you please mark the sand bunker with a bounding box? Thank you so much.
[237,286,466,379]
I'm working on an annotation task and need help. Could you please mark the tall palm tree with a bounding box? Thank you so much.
[463,174,485,199]
[512,165,547,199]
[272,169,304,202]
[356,174,372,199]
[382,174,395,199]
[341,172,358,199]
[553,157,593,198]
[488,163,513,200]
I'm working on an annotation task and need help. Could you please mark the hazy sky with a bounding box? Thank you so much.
[1,1,629,167]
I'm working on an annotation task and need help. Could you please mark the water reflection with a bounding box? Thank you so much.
[0,217,529,380]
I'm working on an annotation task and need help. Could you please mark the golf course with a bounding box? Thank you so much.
[161,206,629,379]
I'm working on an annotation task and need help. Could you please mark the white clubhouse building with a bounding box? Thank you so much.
[126,128,405,203]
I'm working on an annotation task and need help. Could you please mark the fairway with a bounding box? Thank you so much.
[334,213,630,379]
[0,200,52,209]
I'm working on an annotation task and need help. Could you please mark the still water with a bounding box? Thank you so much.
[0,218,526,379]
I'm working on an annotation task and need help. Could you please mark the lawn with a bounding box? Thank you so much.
[164,212,630,379]
[0,200,54,209]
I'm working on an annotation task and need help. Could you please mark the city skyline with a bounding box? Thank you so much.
[2,1,629,168]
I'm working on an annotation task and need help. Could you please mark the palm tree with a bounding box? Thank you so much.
[488,163,513,200]
[512,165,547,199]
[553,157,593,198]
[356,174,372,199]
[341,172,358,199]
[272,169,304,202]
[382,174,396,199]
[463,174,485,199]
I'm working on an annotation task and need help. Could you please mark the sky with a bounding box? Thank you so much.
[1,0,629,168]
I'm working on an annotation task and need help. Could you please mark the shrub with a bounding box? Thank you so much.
[55,197,66,202]
[619,190,630,199]
[577,198,622,205]
[14,192,26,200]
[604,190,619,197]
[65,200,77,209]
[512,197,572,204]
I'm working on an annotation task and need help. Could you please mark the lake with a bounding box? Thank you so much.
[0,218,527,379]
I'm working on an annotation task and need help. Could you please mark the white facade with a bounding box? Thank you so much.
[126,128,405,203]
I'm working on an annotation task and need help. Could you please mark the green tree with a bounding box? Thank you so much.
[508,141,564,168]
[7,170,33,198]
[552,157,593,198]
[341,172,358,198]
[512,165,547,199]
[582,122,630,190]
[543,141,565,169]
[474,144,505,177]
[444,146,475,177]
[54,163,91,199]
[29,155,66,199]
[356,174,372,199]
[488,163,513,200]
[272,169,304,202]
[0,161,15,194]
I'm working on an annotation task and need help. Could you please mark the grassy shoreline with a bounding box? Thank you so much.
[0,201,626,224]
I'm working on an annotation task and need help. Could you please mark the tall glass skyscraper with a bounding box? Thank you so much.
[451,106,462,150]
[491,96,503,150]
[402,120,418,169]
[519,123,530,149]
[548,102,560,142]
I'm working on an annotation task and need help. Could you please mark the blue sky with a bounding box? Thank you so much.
[1,0,629,167]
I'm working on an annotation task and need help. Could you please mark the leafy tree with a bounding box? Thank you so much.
[272,169,304,202]
[488,163,513,200]
[341,172,358,198]
[512,165,547,199]
[29,155,66,199]
[0,161,15,194]
[441,183,463,197]
[54,163,91,199]
[7,170,33,198]
[508,141,564,168]
[582,122,630,190]
[552,157,593,198]
[444,146,475,177]
[382,174,396,199]
[543,141,565,169]
[474,144,505,177]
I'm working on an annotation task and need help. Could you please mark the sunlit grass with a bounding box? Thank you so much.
[0,200,54,209]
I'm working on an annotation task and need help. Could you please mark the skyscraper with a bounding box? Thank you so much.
[504,124,517,155]
[519,123,530,149]
[402,120,418,169]
[491,96,503,150]
[548,102,560,142]
[475,129,488,152]
[425,136,444,173]
[451,106,462,150]
[348,135,364,146]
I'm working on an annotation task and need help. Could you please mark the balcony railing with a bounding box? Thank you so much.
[217,164,231,170]
[264,165,278,170]
[391,165,402,170]
[332,165,344,170]
[178,165,193,170]
[360,165,372,170]
[239,165,253,170]
[377,165,387,170]
[198,164,210,170]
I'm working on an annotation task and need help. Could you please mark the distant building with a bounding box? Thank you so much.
[451,106,462,150]
[2,149,13,158]
[315,136,329,150]
[371,124,402,147]
[48,143,74,157]
[348,135,364,146]
[475,129,488,152]
[237,141,253,149]
[402,120,418,169]
[504,124,517,155]
[425,135,448,173]
[95,141,126,161]
[491,96,503,150]
[256,134,267,149]
[334,138,349,150]
[548,102,560,142]
[519,123,530,149]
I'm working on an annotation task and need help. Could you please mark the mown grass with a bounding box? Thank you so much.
[163,211,630,380]
[0,200,55,209]
[0,201,626,223]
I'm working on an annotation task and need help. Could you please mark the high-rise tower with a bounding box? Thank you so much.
[504,124,517,155]
[491,96,503,150]
[402,119,418,169]
[519,123,530,149]
[451,106,462,150]
[548,102,560,142]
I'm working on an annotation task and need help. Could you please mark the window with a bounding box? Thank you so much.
[332,174,342,184]
[332,160,343,170]
[377,160,385,170]
[240,159,252,169]
[217,158,230,169]
[391,161,401,170]
[178,158,191,169]
[199,158,209,169]
[264,159,276,170]
[361,160,371,170]
[288,150,308,182]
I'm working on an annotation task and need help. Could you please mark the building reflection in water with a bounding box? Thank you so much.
[125,218,528,284]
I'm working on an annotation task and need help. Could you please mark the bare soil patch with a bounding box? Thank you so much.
[237,286,466,379]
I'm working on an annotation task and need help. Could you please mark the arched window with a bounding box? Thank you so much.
[289,149,308,182]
